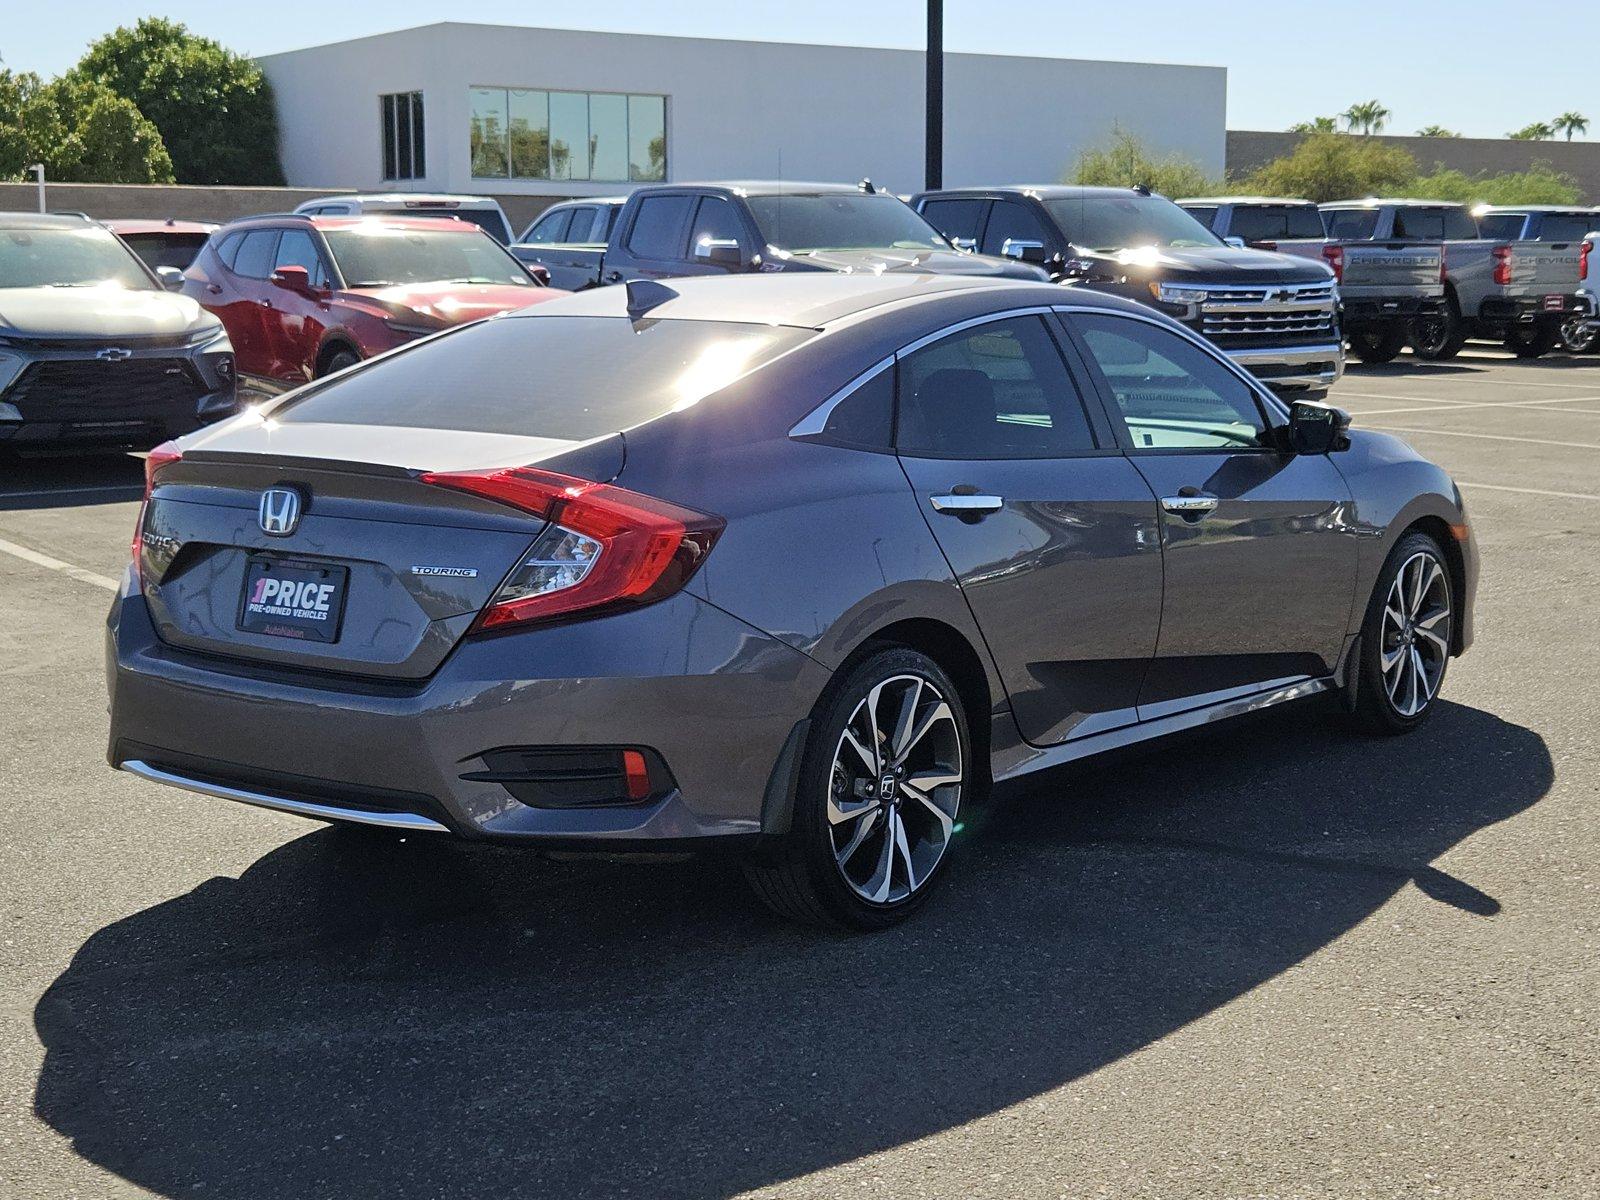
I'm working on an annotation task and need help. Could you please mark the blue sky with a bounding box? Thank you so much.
[3,1,1593,139]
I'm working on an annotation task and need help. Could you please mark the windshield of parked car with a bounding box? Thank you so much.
[0,226,155,290]
[270,316,817,440]
[1043,196,1223,252]
[745,194,949,253]
[322,226,534,287]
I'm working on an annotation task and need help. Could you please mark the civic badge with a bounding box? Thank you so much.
[258,487,302,537]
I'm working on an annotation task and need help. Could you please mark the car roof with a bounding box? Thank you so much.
[102,218,218,235]
[511,272,1142,330]
[1321,198,1468,209]
[0,211,103,230]
[298,193,503,207]
[914,186,1159,201]
[662,181,885,198]
[1474,204,1598,214]
[1177,196,1315,207]
[543,197,627,207]
[218,213,487,235]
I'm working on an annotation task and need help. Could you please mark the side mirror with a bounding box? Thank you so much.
[1001,238,1049,265]
[693,237,745,268]
[155,265,185,291]
[1223,236,1247,250]
[1287,399,1352,454]
[949,236,978,252]
[270,265,315,293]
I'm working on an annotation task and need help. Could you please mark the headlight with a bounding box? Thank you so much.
[1150,282,1208,305]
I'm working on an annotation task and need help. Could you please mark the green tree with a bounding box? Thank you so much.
[68,17,283,184]
[1288,116,1338,134]
[1507,122,1554,140]
[0,68,172,183]
[1341,100,1391,135]
[1415,125,1461,138]
[1069,125,1221,198]
[1553,112,1589,141]
[1404,164,1581,206]
[1245,132,1416,203]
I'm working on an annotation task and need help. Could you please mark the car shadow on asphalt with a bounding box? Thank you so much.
[0,453,143,511]
[33,700,1550,1199]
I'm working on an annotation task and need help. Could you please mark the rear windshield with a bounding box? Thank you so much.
[1475,214,1525,242]
[271,316,815,440]
[1322,209,1379,240]
[1229,205,1326,242]
[323,226,533,287]
[1535,213,1600,242]
[1392,207,1477,240]
[119,232,209,271]
[375,207,506,241]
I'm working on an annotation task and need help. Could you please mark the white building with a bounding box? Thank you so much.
[259,23,1226,211]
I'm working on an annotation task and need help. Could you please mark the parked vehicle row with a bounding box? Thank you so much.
[1183,197,1599,362]
[109,272,1478,927]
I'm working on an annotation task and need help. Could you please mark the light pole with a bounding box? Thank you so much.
[31,164,45,214]
[926,0,943,191]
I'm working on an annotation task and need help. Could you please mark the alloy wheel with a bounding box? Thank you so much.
[827,674,962,905]
[1380,552,1452,718]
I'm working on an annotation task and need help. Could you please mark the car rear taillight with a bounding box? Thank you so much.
[132,440,183,577]
[420,466,724,631]
[1492,244,1513,286]
[1582,239,1593,281]
[1321,244,1344,283]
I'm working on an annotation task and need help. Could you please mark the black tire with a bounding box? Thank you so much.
[1412,298,1466,360]
[1348,325,1408,364]
[743,647,970,930]
[1559,316,1600,354]
[1351,531,1454,736]
[1506,321,1557,359]
[320,348,361,377]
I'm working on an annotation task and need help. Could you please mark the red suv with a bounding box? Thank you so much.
[183,214,565,400]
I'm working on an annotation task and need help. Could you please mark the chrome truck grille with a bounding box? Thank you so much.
[1195,281,1338,340]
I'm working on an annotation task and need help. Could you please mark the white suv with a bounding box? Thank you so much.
[292,194,513,244]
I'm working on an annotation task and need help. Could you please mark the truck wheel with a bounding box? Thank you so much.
[1349,326,1407,364]
[1506,322,1557,359]
[1559,316,1600,354]
[1412,300,1466,360]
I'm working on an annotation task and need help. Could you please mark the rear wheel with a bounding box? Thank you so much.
[1348,325,1408,363]
[1352,531,1454,735]
[1412,299,1466,360]
[1506,321,1557,359]
[1559,315,1600,354]
[744,648,968,929]
[320,348,361,377]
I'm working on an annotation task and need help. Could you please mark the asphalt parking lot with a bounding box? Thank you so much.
[1,349,1596,1199]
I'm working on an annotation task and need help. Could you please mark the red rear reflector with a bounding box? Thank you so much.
[420,466,723,631]
[622,749,650,800]
[1321,244,1344,283]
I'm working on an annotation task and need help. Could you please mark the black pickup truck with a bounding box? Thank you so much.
[911,185,1343,391]
[512,181,1046,291]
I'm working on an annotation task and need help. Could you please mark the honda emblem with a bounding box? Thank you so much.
[258,488,302,537]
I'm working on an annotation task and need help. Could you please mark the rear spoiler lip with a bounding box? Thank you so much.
[176,449,418,478]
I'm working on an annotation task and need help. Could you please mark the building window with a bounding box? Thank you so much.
[381,92,425,181]
[470,87,665,183]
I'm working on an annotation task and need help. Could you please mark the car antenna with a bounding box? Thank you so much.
[1131,182,1152,196]
[858,177,877,194]
[625,279,678,321]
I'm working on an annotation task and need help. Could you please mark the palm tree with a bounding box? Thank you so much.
[1416,125,1460,138]
[1342,100,1391,136]
[1288,116,1338,134]
[1553,112,1589,141]
[1508,122,1555,141]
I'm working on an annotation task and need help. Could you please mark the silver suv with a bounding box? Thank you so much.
[0,213,236,451]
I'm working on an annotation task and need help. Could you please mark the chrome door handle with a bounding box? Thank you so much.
[1161,494,1219,515]
[930,493,1004,514]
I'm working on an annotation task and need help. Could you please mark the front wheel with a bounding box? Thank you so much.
[1352,532,1454,735]
[1348,325,1408,364]
[1506,321,1557,359]
[320,348,361,377]
[744,648,969,929]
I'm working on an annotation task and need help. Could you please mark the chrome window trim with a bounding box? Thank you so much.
[787,305,1057,440]
[1052,303,1290,422]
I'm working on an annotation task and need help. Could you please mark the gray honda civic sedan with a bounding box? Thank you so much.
[107,273,1477,928]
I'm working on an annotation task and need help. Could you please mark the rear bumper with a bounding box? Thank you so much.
[107,588,832,845]
[1478,294,1587,325]
[1341,294,1444,324]
[1222,342,1345,391]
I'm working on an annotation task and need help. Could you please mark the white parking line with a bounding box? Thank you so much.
[1459,481,1600,502]
[1345,395,1600,417]
[1363,425,1600,451]
[0,535,120,592]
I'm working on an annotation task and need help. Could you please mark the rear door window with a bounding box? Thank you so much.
[1181,206,1219,232]
[626,195,695,261]
[272,316,815,440]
